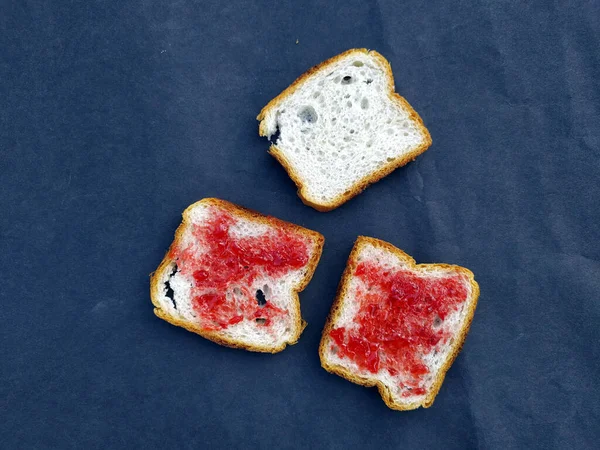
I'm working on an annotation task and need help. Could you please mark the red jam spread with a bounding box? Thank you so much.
[170,208,310,331]
[328,261,468,396]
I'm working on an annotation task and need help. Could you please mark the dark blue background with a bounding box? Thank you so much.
[2,1,599,448]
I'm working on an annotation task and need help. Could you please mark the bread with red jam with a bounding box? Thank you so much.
[151,198,324,353]
[319,236,479,410]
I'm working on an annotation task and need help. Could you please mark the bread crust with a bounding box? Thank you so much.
[257,48,433,212]
[150,198,324,353]
[318,236,479,410]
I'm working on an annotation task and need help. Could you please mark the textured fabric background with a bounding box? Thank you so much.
[2,1,599,448]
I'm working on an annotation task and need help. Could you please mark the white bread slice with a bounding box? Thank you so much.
[257,48,432,212]
[319,236,479,410]
[150,198,324,353]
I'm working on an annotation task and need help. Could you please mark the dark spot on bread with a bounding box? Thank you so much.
[433,316,442,327]
[256,289,267,306]
[256,318,267,324]
[298,106,318,124]
[165,265,178,309]
[341,75,352,84]
[365,78,373,84]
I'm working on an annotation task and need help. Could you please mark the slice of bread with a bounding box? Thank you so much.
[319,236,479,410]
[257,48,432,212]
[150,198,324,353]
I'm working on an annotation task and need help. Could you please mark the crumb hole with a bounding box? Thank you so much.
[352,61,364,67]
[361,98,369,109]
[256,318,267,324]
[270,122,281,144]
[298,106,318,124]
[347,101,352,108]
[255,289,267,306]
[164,264,178,309]
[341,75,352,84]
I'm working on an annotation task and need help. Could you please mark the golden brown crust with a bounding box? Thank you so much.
[318,236,479,410]
[257,48,432,212]
[150,198,325,353]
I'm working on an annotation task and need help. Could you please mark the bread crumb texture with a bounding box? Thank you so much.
[257,49,432,211]
[319,236,479,410]
[150,198,324,353]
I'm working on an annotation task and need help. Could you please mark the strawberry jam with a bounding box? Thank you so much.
[170,208,310,331]
[328,261,469,396]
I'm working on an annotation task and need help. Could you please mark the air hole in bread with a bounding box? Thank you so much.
[352,61,364,67]
[349,129,355,134]
[262,284,271,297]
[433,316,442,328]
[366,141,373,148]
[164,264,178,309]
[313,92,320,98]
[255,289,267,306]
[365,78,373,84]
[361,98,369,109]
[270,122,281,144]
[347,101,352,108]
[341,75,352,84]
[334,75,341,83]
[256,318,267,324]
[298,106,318,124]
[386,157,394,162]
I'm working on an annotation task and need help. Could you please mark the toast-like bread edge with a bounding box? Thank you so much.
[319,236,479,410]
[257,48,432,212]
[150,198,325,353]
